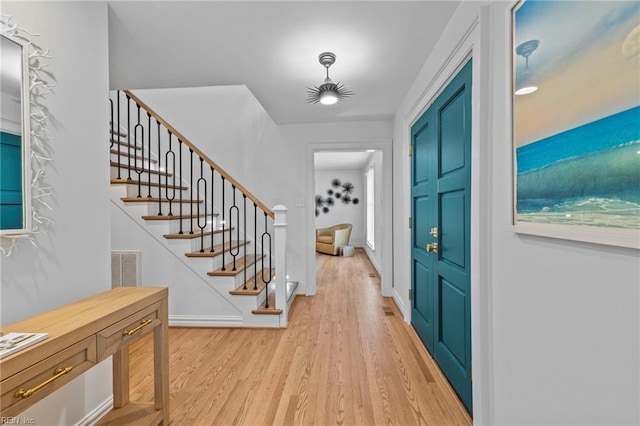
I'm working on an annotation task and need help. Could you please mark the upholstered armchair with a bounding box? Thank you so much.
[315,223,353,255]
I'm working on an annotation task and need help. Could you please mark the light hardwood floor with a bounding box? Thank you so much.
[128,249,472,425]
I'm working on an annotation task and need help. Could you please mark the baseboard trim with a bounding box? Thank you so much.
[392,289,407,322]
[75,396,113,426]
[169,314,243,327]
[363,247,382,276]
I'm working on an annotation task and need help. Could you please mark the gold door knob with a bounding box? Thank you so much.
[426,242,438,253]
[430,227,439,238]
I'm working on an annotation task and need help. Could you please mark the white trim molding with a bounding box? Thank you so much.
[169,315,243,328]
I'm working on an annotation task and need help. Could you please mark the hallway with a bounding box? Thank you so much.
[128,249,471,424]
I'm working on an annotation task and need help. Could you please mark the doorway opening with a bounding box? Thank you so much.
[312,149,383,289]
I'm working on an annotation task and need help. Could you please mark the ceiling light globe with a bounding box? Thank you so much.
[320,91,339,105]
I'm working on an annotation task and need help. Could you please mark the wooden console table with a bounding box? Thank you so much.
[0,287,169,425]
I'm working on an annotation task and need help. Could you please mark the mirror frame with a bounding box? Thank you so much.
[0,32,32,235]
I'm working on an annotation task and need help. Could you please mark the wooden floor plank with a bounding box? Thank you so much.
[128,248,472,425]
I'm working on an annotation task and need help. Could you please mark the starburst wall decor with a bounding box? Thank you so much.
[315,178,359,216]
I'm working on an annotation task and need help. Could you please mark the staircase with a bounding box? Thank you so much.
[109,90,295,328]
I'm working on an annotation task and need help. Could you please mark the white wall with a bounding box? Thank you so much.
[0,2,112,425]
[363,151,383,274]
[314,169,364,247]
[393,1,640,424]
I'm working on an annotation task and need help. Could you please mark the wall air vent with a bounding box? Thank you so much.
[111,250,141,288]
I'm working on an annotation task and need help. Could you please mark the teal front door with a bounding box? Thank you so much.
[411,59,472,413]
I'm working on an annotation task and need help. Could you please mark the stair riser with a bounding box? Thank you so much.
[185,230,236,252]
[165,216,217,234]
[233,261,269,288]
[110,166,173,180]
[121,184,188,199]
[184,256,226,274]
[130,202,208,216]
[110,154,157,170]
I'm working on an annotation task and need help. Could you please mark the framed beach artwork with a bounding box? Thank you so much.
[511,0,640,249]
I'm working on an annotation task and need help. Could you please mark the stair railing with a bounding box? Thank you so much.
[110,90,276,307]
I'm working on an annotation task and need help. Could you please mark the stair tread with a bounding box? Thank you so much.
[121,197,202,204]
[164,227,232,239]
[111,139,141,150]
[185,240,248,258]
[110,129,128,138]
[208,254,265,277]
[142,213,218,220]
[110,161,172,176]
[229,269,274,295]
[252,290,281,315]
[110,178,188,190]
[110,148,157,163]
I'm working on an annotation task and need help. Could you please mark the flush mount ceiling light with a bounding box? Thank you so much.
[515,39,539,96]
[307,52,354,105]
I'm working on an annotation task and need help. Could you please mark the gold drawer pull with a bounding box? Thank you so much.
[15,366,73,399]
[122,318,153,336]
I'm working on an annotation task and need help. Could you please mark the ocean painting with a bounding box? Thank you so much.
[513,0,640,241]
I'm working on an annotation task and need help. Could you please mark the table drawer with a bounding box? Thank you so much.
[97,302,160,361]
[1,335,97,417]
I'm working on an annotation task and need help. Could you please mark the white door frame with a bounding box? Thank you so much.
[305,139,393,297]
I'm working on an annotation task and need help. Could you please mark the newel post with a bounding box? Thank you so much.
[273,204,288,327]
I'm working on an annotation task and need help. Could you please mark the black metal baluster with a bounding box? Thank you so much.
[126,95,132,181]
[116,91,122,180]
[189,149,194,235]
[178,139,184,234]
[156,121,162,216]
[229,187,239,271]
[210,167,215,253]
[134,105,144,198]
[262,213,272,308]
[109,99,114,149]
[243,194,247,290]
[165,131,175,216]
[221,177,226,271]
[254,203,258,290]
[197,157,207,252]
[147,113,152,198]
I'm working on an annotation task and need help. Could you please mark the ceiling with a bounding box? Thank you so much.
[108,1,460,125]
[314,151,373,171]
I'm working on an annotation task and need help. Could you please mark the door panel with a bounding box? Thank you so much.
[411,59,472,414]
[440,191,466,269]
[414,197,431,251]
[439,278,467,366]
[414,124,431,185]
[439,90,466,176]
[412,259,433,349]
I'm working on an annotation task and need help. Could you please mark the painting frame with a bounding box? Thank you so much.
[510,0,640,249]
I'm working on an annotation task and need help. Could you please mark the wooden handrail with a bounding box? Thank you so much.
[123,90,274,219]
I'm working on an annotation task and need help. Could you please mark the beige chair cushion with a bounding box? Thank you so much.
[317,235,333,244]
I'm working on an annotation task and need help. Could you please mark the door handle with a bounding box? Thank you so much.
[426,242,438,253]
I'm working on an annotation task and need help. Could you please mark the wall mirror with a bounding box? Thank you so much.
[0,33,32,235]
